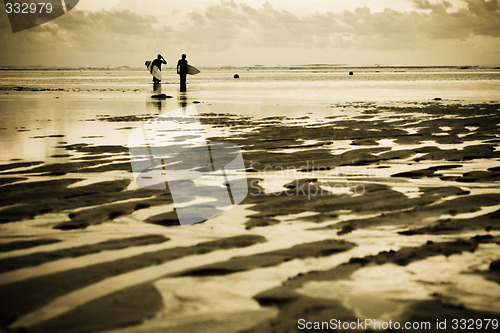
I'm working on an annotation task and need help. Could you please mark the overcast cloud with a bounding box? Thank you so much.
[0,0,499,66]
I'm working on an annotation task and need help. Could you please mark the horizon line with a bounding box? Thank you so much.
[1,64,500,71]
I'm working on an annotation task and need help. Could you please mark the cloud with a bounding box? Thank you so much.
[0,0,499,66]
[171,0,500,49]
[0,9,166,65]
[410,0,500,38]
[412,0,454,11]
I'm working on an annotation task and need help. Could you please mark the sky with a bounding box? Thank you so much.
[0,0,499,67]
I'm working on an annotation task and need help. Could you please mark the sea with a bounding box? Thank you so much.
[0,65,499,104]
[0,65,499,161]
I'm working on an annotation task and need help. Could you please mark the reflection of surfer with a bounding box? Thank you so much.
[152,54,167,84]
[177,54,188,92]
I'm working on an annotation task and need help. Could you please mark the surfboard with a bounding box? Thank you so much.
[186,65,200,75]
[145,60,162,81]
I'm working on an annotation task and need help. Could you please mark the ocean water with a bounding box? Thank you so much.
[0,66,499,161]
[0,66,499,104]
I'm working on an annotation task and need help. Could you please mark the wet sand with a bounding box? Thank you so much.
[0,84,499,332]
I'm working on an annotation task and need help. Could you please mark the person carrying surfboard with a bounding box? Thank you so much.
[152,54,167,84]
[177,54,188,92]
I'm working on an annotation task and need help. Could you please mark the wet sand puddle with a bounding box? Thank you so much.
[0,101,499,332]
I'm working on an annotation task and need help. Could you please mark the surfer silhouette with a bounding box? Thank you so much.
[152,54,167,84]
[177,54,188,92]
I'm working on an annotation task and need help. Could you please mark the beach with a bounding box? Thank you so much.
[0,67,499,332]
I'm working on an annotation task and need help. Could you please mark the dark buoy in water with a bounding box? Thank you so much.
[234,74,239,79]
[349,71,354,76]
[151,94,171,100]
